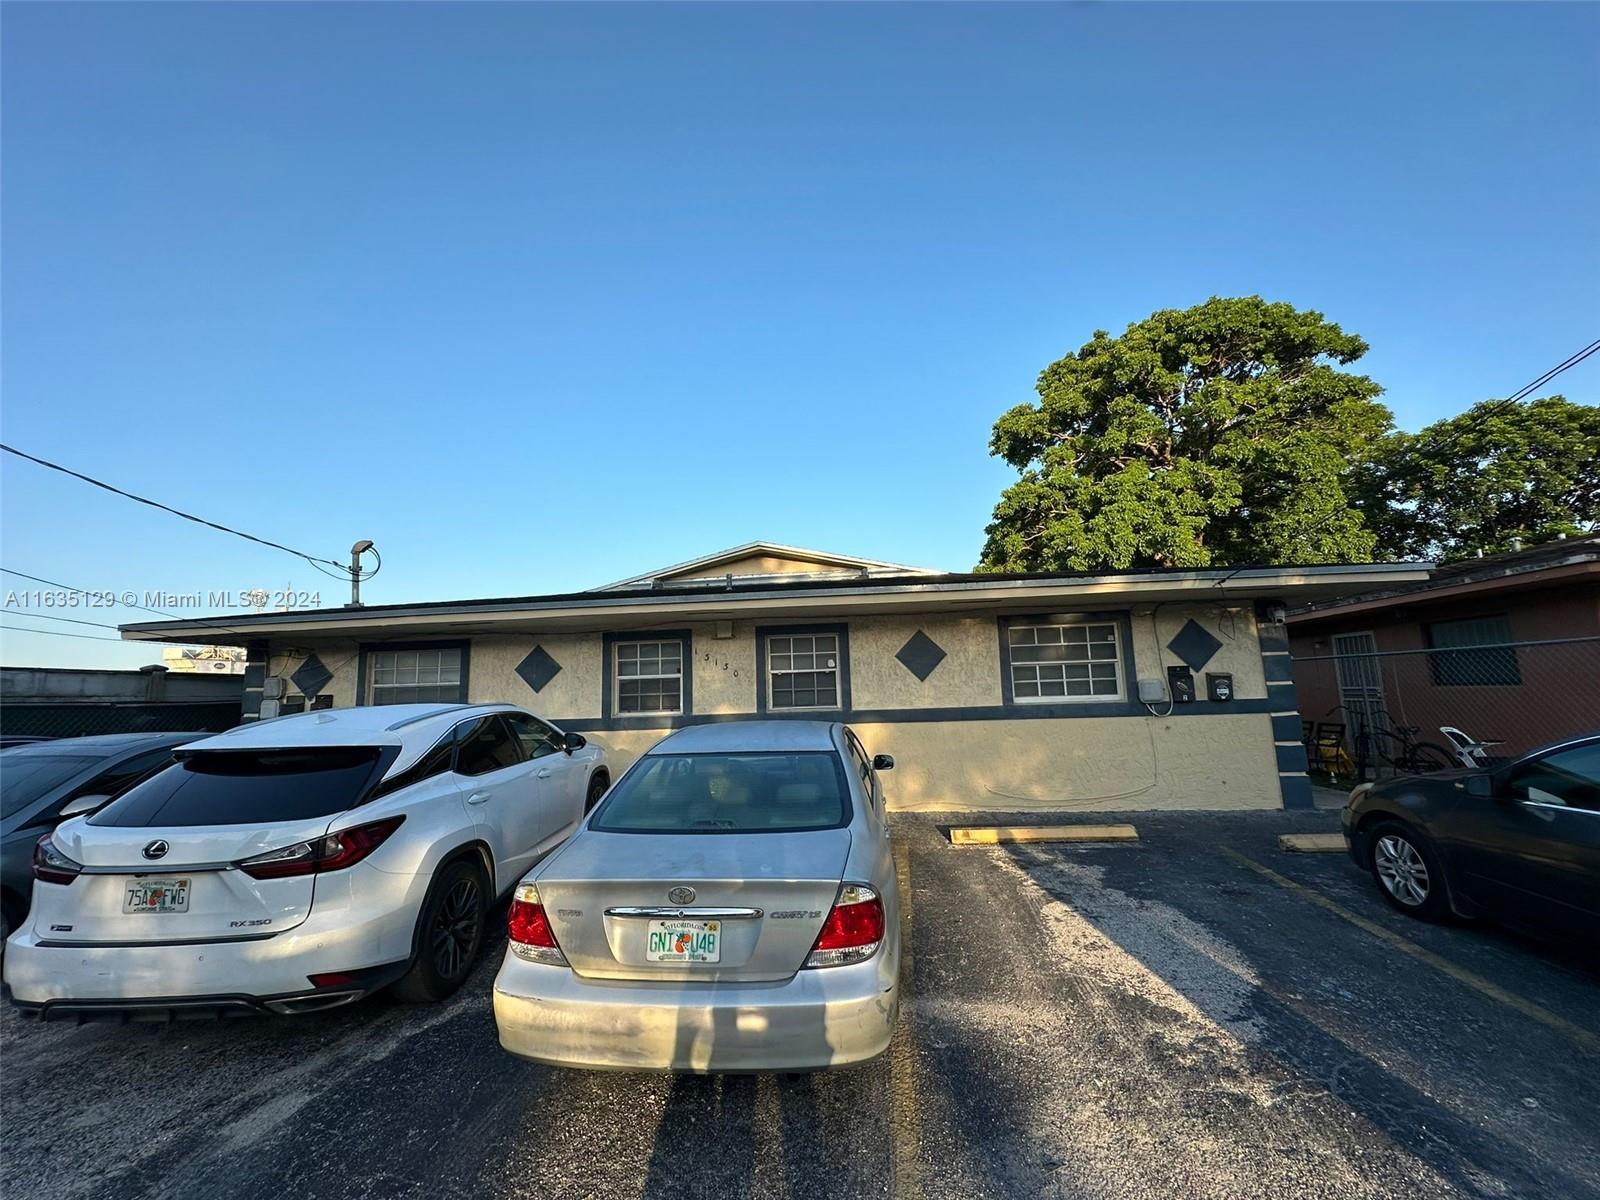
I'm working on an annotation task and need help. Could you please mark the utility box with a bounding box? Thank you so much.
[1166,665,1195,703]
[1206,672,1234,702]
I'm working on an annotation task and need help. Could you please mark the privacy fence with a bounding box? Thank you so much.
[1290,635,1600,782]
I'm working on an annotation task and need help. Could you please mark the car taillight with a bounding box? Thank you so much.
[238,816,405,880]
[805,882,885,968]
[507,882,567,966]
[32,835,82,885]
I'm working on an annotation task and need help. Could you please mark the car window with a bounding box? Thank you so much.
[454,715,524,777]
[0,755,98,818]
[504,712,562,761]
[75,747,181,800]
[89,748,388,827]
[591,752,850,833]
[1510,743,1600,812]
[372,729,459,799]
[843,729,876,804]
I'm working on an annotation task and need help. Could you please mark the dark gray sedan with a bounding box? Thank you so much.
[1342,732,1599,937]
[1,732,202,939]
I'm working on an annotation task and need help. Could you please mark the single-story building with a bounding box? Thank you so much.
[119,543,1429,811]
[1289,534,1600,766]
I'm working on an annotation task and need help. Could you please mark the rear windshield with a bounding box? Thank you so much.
[591,752,850,834]
[1,755,96,818]
[88,748,388,828]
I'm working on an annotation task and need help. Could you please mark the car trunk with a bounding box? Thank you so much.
[39,816,336,945]
[535,828,852,982]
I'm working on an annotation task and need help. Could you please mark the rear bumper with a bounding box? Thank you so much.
[493,949,898,1072]
[2,908,414,1011]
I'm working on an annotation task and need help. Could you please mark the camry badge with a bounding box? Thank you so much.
[667,886,696,905]
[142,839,170,860]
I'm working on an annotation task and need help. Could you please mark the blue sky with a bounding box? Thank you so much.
[3,2,1597,669]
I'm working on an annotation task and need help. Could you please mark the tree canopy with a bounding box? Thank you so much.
[1355,395,1599,560]
[979,297,1393,572]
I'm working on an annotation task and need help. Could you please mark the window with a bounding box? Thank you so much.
[767,632,842,710]
[614,640,684,715]
[590,752,850,833]
[77,748,181,801]
[505,712,563,760]
[1007,620,1122,701]
[454,715,523,777]
[373,729,459,799]
[90,748,388,827]
[1509,743,1600,812]
[368,646,465,705]
[1427,616,1521,686]
[844,728,877,809]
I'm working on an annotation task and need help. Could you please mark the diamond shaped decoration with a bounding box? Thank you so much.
[291,653,332,699]
[895,630,947,682]
[516,645,561,693]
[1167,619,1223,672]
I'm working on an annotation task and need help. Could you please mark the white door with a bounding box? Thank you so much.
[453,714,546,890]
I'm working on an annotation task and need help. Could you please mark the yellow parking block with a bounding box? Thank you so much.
[950,824,1139,846]
[1277,833,1347,853]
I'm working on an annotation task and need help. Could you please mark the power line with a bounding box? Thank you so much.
[0,444,354,577]
[2,567,271,643]
[0,608,121,630]
[1421,337,1600,455]
[0,622,127,644]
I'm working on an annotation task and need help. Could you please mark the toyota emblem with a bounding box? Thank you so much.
[142,839,170,861]
[667,886,696,905]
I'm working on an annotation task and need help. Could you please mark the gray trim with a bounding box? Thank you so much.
[755,622,851,716]
[355,639,470,707]
[602,629,693,721]
[1279,775,1315,810]
[555,695,1277,734]
[1267,680,1299,707]
[239,640,269,722]
[1271,714,1305,742]
[1276,743,1309,773]
[998,612,1136,709]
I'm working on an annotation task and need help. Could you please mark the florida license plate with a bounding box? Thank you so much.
[123,879,191,914]
[646,919,721,963]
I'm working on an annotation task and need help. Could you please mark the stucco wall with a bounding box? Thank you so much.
[261,602,1281,811]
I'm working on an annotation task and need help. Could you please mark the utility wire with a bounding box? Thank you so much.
[2,567,275,643]
[0,444,355,577]
[0,622,127,644]
[1420,337,1600,455]
[0,608,121,630]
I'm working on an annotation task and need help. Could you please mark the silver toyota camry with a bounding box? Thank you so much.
[492,720,901,1072]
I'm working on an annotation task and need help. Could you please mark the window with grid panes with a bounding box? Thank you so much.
[368,647,464,704]
[614,640,684,714]
[767,633,841,710]
[1007,621,1122,701]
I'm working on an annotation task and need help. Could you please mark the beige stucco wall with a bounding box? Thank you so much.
[662,554,839,582]
[260,601,1281,811]
[269,641,361,709]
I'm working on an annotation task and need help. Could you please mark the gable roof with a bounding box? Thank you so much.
[591,541,940,591]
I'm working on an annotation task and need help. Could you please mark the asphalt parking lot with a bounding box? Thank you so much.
[3,810,1597,1200]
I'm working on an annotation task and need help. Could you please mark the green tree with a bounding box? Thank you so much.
[1357,395,1599,560]
[978,297,1394,571]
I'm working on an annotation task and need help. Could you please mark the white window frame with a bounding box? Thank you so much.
[367,646,464,705]
[766,631,843,712]
[613,638,685,716]
[1006,618,1124,704]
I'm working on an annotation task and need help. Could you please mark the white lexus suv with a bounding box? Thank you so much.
[3,703,608,1019]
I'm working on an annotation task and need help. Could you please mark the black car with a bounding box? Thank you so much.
[1342,733,1600,937]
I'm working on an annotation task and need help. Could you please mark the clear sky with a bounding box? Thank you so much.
[3,2,1597,669]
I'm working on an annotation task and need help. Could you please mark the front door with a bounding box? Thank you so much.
[1332,632,1385,767]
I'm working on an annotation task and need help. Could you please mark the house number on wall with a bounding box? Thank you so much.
[701,652,738,678]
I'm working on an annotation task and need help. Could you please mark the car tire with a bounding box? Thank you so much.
[585,773,609,814]
[391,857,490,1004]
[1366,820,1451,921]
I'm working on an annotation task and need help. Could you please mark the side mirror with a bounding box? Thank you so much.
[562,732,587,754]
[1462,774,1493,798]
[58,793,112,819]
[872,753,895,771]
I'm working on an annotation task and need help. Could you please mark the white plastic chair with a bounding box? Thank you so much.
[1439,726,1497,768]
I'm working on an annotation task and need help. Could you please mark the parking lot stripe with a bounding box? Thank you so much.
[1219,847,1600,1056]
[889,838,925,1200]
[950,823,1139,846]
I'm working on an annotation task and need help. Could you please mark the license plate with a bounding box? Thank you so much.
[122,879,191,914]
[646,919,721,963]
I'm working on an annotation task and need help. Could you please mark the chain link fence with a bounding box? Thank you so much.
[1290,636,1600,783]
[0,702,241,740]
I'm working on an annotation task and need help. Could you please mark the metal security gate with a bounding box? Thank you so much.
[1331,632,1385,763]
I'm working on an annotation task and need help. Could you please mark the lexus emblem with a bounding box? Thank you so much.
[142,839,170,861]
[667,886,696,905]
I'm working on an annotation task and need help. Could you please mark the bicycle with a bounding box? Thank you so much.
[1324,706,1456,776]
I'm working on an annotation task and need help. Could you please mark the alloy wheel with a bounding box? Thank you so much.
[431,876,482,980]
[1373,834,1430,906]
